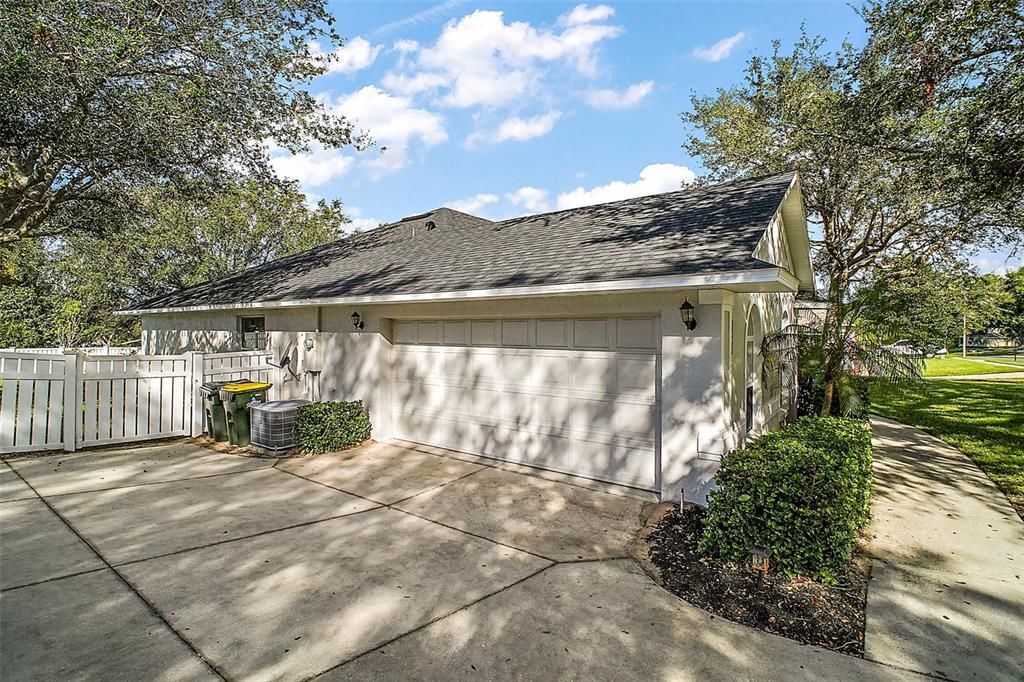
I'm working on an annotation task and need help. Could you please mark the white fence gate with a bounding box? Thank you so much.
[0,350,276,454]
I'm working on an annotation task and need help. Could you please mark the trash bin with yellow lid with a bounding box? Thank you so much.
[219,381,272,446]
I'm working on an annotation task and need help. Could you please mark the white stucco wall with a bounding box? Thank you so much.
[139,287,794,503]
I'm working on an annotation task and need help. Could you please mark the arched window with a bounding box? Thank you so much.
[745,305,762,434]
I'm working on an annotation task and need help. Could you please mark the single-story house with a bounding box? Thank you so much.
[125,171,814,503]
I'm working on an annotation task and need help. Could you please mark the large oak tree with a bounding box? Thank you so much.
[1,0,367,242]
[684,0,1023,414]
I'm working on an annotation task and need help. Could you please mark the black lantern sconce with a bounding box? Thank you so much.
[351,311,364,330]
[679,298,697,331]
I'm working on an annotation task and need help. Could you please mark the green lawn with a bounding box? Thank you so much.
[923,356,1022,377]
[870,379,1024,518]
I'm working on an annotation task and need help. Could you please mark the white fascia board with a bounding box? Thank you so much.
[119,268,795,316]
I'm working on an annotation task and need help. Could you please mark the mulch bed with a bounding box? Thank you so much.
[644,503,869,656]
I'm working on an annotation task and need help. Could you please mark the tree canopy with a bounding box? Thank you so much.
[0,178,349,347]
[857,259,1012,347]
[684,0,1024,413]
[1,0,368,242]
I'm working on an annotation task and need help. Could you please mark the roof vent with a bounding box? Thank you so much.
[425,220,437,230]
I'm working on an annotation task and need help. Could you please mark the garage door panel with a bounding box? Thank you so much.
[501,390,534,426]
[616,317,658,350]
[573,436,653,488]
[466,386,501,419]
[392,316,659,491]
[470,320,498,346]
[500,352,533,385]
[395,380,444,408]
[442,321,467,345]
[574,355,616,394]
[617,356,658,395]
[533,393,573,433]
[573,398,658,441]
[417,321,441,344]
[533,354,571,390]
[526,432,572,470]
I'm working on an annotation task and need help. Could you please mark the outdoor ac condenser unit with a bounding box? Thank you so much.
[249,399,311,454]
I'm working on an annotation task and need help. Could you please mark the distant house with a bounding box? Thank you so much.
[123,172,814,504]
[968,331,1016,349]
[795,300,829,327]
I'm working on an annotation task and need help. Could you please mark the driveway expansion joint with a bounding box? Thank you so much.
[3,464,229,681]
[8,464,274,500]
[274,465,557,563]
[109,504,386,569]
[306,561,557,681]
[0,565,110,593]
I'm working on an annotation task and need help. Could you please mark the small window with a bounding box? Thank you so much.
[745,336,756,433]
[746,385,755,432]
[239,316,267,350]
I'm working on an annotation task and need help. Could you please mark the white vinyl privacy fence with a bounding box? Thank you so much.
[0,350,275,454]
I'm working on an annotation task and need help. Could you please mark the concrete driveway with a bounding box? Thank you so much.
[2,440,926,681]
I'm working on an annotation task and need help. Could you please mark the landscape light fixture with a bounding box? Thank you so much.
[351,311,364,330]
[750,547,771,574]
[679,298,697,331]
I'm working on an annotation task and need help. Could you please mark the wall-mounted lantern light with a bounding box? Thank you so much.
[351,311,364,330]
[679,298,697,331]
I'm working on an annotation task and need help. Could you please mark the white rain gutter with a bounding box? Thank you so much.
[119,267,798,316]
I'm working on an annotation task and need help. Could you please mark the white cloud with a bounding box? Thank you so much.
[496,111,562,142]
[311,37,383,75]
[465,111,561,148]
[381,70,448,95]
[269,143,354,188]
[505,186,551,213]
[692,31,747,63]
[583,80,654,110]
[386,8,622,109]
[393,39,419,53]
[556,163,697,209]
[447,193,499,214]
[345,206,385,232]
[326,86,447,175]
[559,4,615,27]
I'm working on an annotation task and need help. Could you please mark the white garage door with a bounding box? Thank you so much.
[390,317,660,490]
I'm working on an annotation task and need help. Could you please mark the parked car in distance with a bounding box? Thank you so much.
[883,340,948,358]
[884,339,922,356]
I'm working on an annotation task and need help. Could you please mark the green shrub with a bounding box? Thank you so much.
[698,416,873,581]
[797,373,872,419]
[295,400,371,454]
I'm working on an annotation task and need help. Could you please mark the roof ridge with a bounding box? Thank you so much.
[495,170,797,226]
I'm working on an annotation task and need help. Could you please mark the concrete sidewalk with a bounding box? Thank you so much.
[866,417,1024,681]
[928,372,1024,380]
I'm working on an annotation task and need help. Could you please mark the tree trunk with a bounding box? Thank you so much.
[820,376,836,416]
[962,313,967,358]
[819,348,843,417]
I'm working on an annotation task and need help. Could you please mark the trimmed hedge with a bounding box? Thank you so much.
[295,400,371,454]
[698,417,873,581]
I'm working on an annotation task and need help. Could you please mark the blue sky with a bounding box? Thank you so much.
[272,0,1019,274]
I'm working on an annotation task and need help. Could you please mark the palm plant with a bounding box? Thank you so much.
[762,321,923,418]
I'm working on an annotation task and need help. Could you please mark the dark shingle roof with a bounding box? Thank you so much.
[132,171,797,311]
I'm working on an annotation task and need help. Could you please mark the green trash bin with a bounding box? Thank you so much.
[220,382,272,446]
[200,381,232,442]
